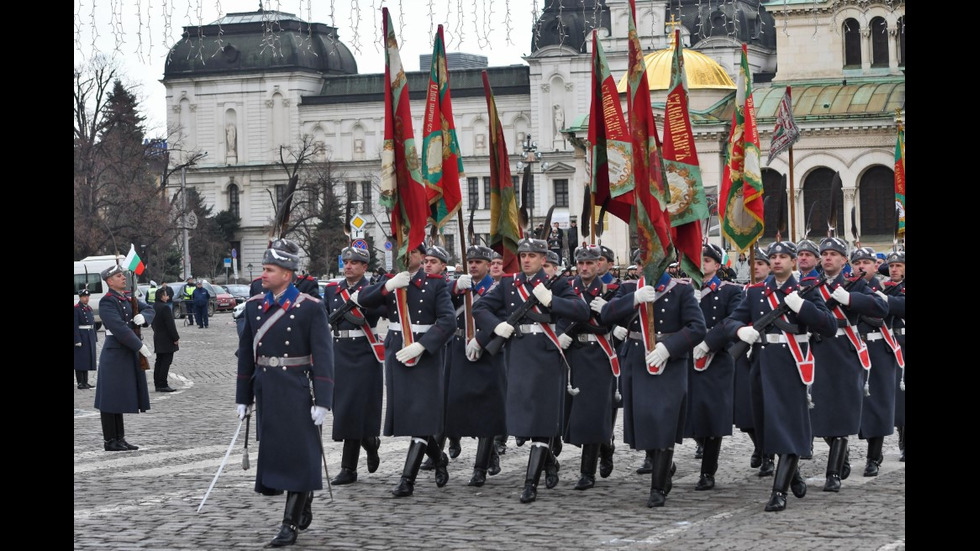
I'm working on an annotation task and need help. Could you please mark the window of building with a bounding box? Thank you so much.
[345,181,358,203]
[761,169,786,239]
[467,177,479,210]
[275,184,286,208]
[483,177,492,210]
[553,179,569,208]
[361,181,372,213]
[443,235,455,262]
[802,168,844,238]
[228,183,240,218]
[858,166,895,236]
[871,17,888,67]
[843,19,862,68]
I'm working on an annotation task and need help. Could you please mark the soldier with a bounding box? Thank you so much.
[234,239,334,547]
[472,237,590,503]
[883,251,905,461]
[722,241,837,512]
[794,239,821,279]
[593,244,623,477]
[543,250,563,277]
[356,244,456,498]
[488,250,510,457]
[445,245,506,487]
[323,246,385,486]
[74,289,98,389]
[851,247,903,477]
[687,243,743,491]
[809,238,888,493]
[94,265,155,452]
[556,245,620,491]
[600,250,707,507]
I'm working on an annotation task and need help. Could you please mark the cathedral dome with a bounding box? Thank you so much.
[616,48,735,93]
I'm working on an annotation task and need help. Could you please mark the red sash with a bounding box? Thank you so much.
[765,291,815,385]
[339,288,385,363]
[880,323,905,369]
[817,285,872,371]
[514,282,563,350]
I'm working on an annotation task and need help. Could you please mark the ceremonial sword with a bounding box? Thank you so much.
[197,416,244,513]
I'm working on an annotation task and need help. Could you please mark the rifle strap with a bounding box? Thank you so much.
[252,296,308,361]
[765,291,815,391]
[817,285,872,371]
[515,281,579,396]
[339,288,385,363]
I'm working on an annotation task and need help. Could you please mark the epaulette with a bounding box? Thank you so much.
[845,275,861,283]
[426,273,445,279]
[746,281,766,288]
[801,276,821,285]
[325,281,339,288]
[719,280,742,288]
[247,294,264,303]
[674,277,692,285]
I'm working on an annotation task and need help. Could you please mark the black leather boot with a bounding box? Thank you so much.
[841,444,851,480]
[575,444,599,490]
[599,440,615,478]
[469,437,493,487]
[765,454,798,512]
[790,466,807,498]
[544,444,561,489]
[636,449,654,474]
[694,437,705,459]
[114,414,138,450]
[551,435,563,458]
[362,436,381,473]
[488,441,501,476]
[426,436,450,488]
[696,437,722,491]
[392,439,427,497]
[746,430,762,468]
[647,449,673,507]
[897,426,905,462]
[449,436,462,459]
[268,491,305,547]
[297,492,313,530]
[823,437,846,492]
[331,439,361,485]
[520,444,547,503]
[420,435,446,471]
[758,454,775,477]
[864,436,884,477]
[101,413,127,451]
[494,434,507,455]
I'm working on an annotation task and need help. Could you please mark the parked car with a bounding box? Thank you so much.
[223,284,252,304]
[211,284,237,312]
[166,281,217,320]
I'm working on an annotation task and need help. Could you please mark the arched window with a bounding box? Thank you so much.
[228,183,240,218]
[898,16,906,67]
[761,168,786,239]
[858,166,895,236]
[843,18,862,68]
[802,168,845,238]
[871,17,889,67]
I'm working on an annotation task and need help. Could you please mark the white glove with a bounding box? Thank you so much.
[737,326,760,344]
[558,333,573,350]
[875,290,889,302]
[645,342,670,369]
[132,313,146,326]
[633,285,656,305]
[385,271,411,292]
[693,341,710,361]
[590,296,607,314]
[456,274,473,291]
[139,344,152,358]
[831,286,851,306]
[784,290,804,313]
[76,342,82,347]
[613,326,629,340]
[494,321,515,338]
[395,342,426,364]
[465,338,482,361]
[236,404,252,420]
[233,302,246,319]
[532,284,553,307]
[348,290,360,305]
[311,406,329,426]
[693,289,703,302]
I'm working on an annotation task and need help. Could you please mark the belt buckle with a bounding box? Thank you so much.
[268,356,280,367]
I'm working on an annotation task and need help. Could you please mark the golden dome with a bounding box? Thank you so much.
[616,48,735,93]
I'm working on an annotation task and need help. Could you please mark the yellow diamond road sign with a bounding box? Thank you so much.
[350,214,367,230]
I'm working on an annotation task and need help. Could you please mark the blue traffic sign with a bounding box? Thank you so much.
[353,239,368,249]
[384,241,393,251]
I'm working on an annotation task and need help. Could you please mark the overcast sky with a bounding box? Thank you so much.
[74,0,539,135]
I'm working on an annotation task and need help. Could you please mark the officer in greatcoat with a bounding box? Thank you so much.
[74,289,98,389]
[235,239,334,547]
[323,246,385,486]
[883,251,905,461]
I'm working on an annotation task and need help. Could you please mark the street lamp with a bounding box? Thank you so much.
[516,134,549,237]
[247,263,254,280]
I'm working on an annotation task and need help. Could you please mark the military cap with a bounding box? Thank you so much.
[466,245,493,262]
[631,249,642,265]
[490,250,503,261]
[100,264,124,280]
[702,243,724,264]
[886,250,905,265]
[796,239,819,257]
[819,237,848,256]
[545,251,561,266]
[850,246,876,264]
[598,245,616,262]
[263,238,301,271]
[574,245,603,262]
[78,288,91,297]
[341,246,371,264]
[517,237,548,254]
[768,241,797,258]
[754,246,771,265]
[415,243,428,255]
[425,245,450,264]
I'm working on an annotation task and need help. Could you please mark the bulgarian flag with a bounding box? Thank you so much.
[421,24,464,231]
[662,29,708,287]
[894,122,905,237]
[379,7,429,270]
[124,244,145,276]
[482,70,523,274]
[719,43,764,253]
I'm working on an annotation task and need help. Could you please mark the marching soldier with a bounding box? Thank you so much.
[884,251,905,461]
[445,245,506,487]
[488,251,510,457]
[594,244,623,477]
[600,250,706,507]
[74,289,98,389]
[234,239,334,547]
[794,239,821,279]
[809,238,888,493]
[356,244,456,498]
[472,237,590,503]
[722,241,837,512]
[323,246,385,486]
[687,243,743,491]
[851,247,903,476]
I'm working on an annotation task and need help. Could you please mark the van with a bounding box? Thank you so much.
[73,255,139,329]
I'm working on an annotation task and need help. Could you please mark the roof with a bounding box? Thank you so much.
[616,48,736,93]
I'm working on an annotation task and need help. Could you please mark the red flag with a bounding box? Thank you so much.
[421,25,464,231]
[482,71,523,274]
[588,30,633,226]
[380,8,429,269]
[627,0,673,283]
[894,122,905,237]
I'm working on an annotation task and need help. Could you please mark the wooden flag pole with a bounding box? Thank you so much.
[788,146,797,242]
[749,242,757,285]
[456,210,475,337]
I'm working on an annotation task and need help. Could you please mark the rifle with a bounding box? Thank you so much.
[560,283,620,339]
[327,296,366,331]
[131,275,150,371]
[823,270,866,310]
[485,273,563,356]
[883,278,905,295]
[730,279,825,358]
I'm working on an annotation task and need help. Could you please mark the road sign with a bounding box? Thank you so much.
[352,239,368,249]
[232,248,237,258]
[350,214,367,231]
[384,240,393,251]
[223,258,232,267]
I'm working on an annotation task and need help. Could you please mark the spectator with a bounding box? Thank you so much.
[152,285,180,392]
[734,253,751,284]
[192,281,211,329]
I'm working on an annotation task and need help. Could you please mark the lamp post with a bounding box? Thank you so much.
[517,134,549,238]
[247,263,254,280]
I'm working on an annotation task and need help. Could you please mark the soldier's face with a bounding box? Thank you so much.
[407,249,423,271]
[702,257,719,278]
[753,260,770,280]
[262,264,292,293]
[854,259,876,280]
[106,272,127,292]
[577,259,597,281]
[797,251,818,271]
[79,295,90,305]
[423,257,446,275]
[889,262,904,281]
[769,254,795,278]
[490,259,504,277]
[820,250,846,276]
[468,259,489,279]
[520,252,545,275]
[344,260,367,280]
[595,257,609,274]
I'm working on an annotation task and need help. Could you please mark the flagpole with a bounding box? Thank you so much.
[457,210,475,337]
[788,145,797,242]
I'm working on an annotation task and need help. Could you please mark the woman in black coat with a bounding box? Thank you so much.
[151,286,180,392]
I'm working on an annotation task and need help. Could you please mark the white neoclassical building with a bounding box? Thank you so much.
[162,0,905,275]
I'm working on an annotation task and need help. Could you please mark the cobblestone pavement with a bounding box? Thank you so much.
[74,314,905,550]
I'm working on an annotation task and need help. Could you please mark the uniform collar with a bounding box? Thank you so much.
[702,275,721,291]
[765,274,799,295]
[518,269,548,287]
[656,272,672,291]
[263,284,299,312]
[600,272,615,284]
[473,274,494,295]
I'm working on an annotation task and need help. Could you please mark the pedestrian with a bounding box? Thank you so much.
[356,243,456,498]
[599,249,706,508]
[323,246,386,486]
[182,277,196,326]
[151,284,180,392]
[722,241,837,512]
[734,253,751,284]
[566,220,579,264]
[192,280,210,328]
[74,289,98,389]
[94,264,155,451]
[547,222,564,264]
[472,237,590,504]
[235,238,334,547]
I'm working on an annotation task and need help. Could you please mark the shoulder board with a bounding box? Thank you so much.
[845,275,861,283]
[325,281,339,288]
[427,273,445,279]
[673,278,692,285]
[801,276,821,285]
[301,294,323,303]
[719,280,742,288]
[747,282,766,288]
[247,295,264,303]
